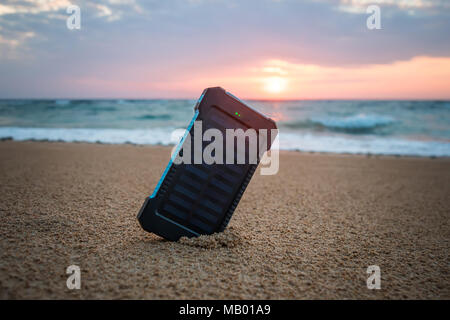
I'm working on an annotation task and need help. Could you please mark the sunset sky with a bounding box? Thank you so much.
[0,0,449,99]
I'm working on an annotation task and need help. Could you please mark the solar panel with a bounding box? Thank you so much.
[137,87,278,240]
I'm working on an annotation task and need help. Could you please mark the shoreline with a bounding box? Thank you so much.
[1,138,448,160]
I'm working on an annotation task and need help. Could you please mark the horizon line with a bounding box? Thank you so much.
[1,97,450,101]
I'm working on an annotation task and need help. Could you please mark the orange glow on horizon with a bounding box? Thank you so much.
[223,56,450,100]
[74,56,450,100]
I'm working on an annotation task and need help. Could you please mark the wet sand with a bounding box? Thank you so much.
[0,141,449,299]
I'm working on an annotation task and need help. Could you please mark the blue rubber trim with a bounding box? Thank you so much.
[195,90,206,109]
[155,211,200,236]
[149,109,199,199]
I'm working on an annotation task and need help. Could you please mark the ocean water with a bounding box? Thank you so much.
[0,99,449,157]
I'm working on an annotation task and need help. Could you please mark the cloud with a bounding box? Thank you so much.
[2,0,449,65]
[0,0,449,97]
[334,0,450,14]
[0,20,36,60]
[93,3,120,21]
[0,0,142,21]
[0,0,71,16]
[0,0,146,59]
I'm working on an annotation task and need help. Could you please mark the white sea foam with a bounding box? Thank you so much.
[1,127,449,157]
[310,114,394,130]
[0,127,175,145]
[279,132,450,157]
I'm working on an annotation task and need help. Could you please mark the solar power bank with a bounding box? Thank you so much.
[137,87,277,241]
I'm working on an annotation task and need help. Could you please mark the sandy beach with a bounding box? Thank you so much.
[0,140,448,299]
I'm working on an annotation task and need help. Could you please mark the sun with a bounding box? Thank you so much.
[263,76,288,94]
